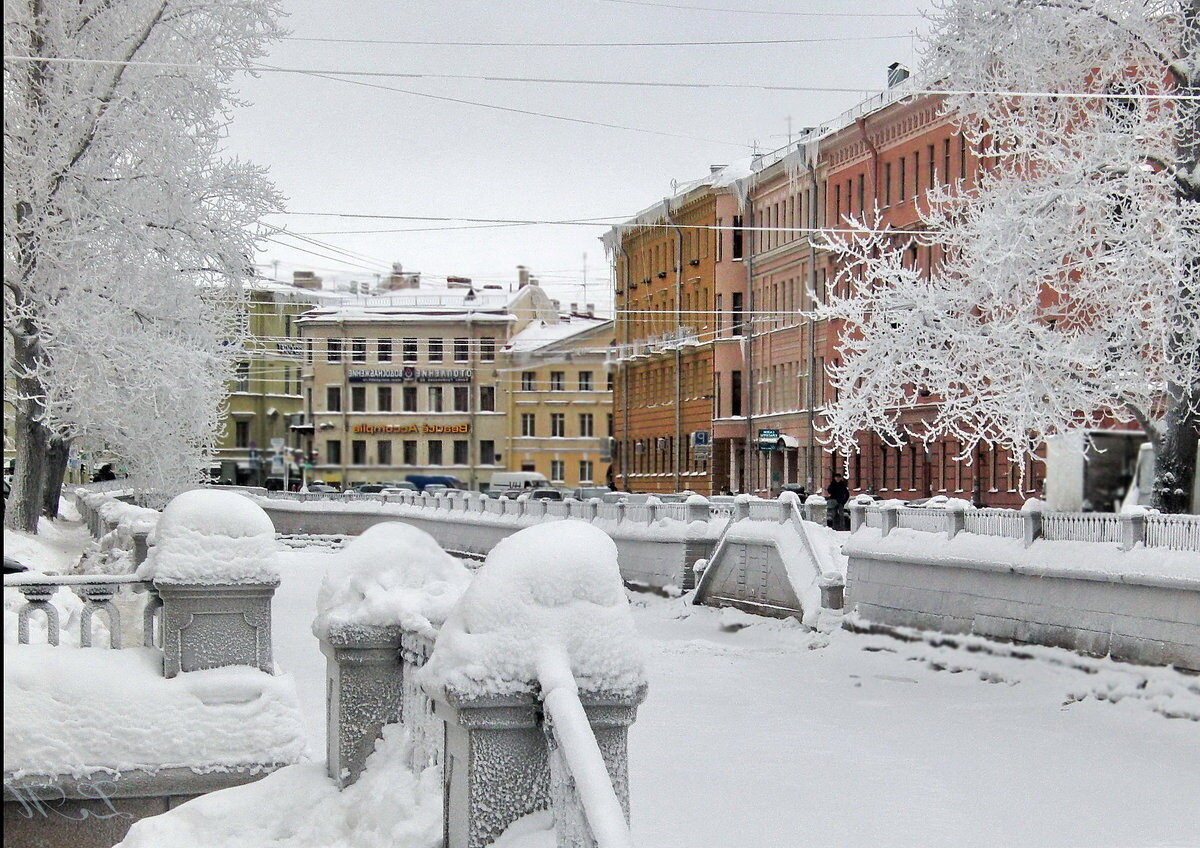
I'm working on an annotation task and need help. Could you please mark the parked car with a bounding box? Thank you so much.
[574,486,612,501]
[600,491,631,504]
[499,489,524,500]
[380,487,414,495]
[382,480,418,491]
[306,483,338,494]
[530,488,564,501]
[423,484,452,495]
[488,471,551,491]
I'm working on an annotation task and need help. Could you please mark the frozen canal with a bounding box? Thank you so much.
[271,545,1200,848]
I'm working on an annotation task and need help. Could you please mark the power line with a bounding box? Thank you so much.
[598,0,927,17]
[282,34,913,48]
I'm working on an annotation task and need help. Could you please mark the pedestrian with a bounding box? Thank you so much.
[93,463,116,482]
[825,472,850,530]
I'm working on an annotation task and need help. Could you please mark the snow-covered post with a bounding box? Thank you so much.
[138,490,281,679]
[945,501,967,540]
[581,498,601,522]
[685,494,710,524]
[1120,512,1147,552]
[803,494,828,527]
[526,498,547,520]
[423,522,647,848]
[313,523,471,788]
[880,502,901,538]
[131,530,150,568]
[1021,504,1043,549]
[849,502,867,533]
[733,494,751,522]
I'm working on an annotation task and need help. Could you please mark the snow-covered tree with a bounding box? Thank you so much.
[816,0,1199,512]
[4,0,283,530]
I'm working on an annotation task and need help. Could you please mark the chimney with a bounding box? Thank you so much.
[292,270,323,290]
[446,275,473,288]
[709,164,726,174]
[887,62,910,88]
[569,302,578,315]
[586,303,595,318]
[517,265,530,289]
[551,299,560,313]
[384,262,420,291]
[529,277,540,287]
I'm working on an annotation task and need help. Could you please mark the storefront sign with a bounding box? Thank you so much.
[351,423,471,435]
[348,367,473,383]
[757,428,781,450]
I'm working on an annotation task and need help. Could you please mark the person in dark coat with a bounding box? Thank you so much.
[825,472,850,529]
[93,464,116,482]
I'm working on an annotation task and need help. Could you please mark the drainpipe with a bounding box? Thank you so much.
[802,157,820,491]
[742,205,756,494]
[466,313,477,492]
[665,200,684,494]
[617,240,632,492]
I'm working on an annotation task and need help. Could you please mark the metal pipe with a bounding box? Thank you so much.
[665,199,684,494]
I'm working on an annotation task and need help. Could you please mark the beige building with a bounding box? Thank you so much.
[297,273,561,490]
[503,310,614,489]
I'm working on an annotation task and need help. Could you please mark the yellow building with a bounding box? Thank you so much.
[297,275,561,490]
[212,280,339,486]
[503,311,614,490]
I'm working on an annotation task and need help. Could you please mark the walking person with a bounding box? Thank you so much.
[825,472,850,531]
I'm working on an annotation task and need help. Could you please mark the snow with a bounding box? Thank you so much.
[504,315,610,353]
[139,489,280,585]
[3,517,92,575]
[420,521,645,699]
[4,646,304,780]
[845,527,1200,585]
[118,725,441,848]
[311,522,472,640]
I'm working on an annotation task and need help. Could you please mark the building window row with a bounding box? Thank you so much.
[322,384,495,413]
[324,336,496,364]
[322,438,497,468]
[518,370,597,392]
[519,412,597,438]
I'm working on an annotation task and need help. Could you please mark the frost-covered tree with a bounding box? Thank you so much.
[816,0,1199,512]
[4,0,283,530]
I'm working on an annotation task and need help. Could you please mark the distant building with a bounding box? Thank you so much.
[296,272,560,490]
[503,305,614,490]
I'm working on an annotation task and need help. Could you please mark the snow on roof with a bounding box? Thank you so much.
[504,315,612,354]
[296,286,527,324]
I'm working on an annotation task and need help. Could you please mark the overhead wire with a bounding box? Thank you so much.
[281,34,914,48]
[597,0,925,17]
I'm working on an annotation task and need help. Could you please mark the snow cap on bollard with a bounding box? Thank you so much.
[420,520,645,700]
[312,521,472,640]
[138,489,279,585]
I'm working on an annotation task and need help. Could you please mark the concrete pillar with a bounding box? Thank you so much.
[1022,508,1043,548]
[155,580,279,678]
[1120,512,1145,551]
[880,504,900,537]
[946,504,967,540]
[685,497,710,523]
[849,503,867,533]
[320,624,404,787]
[733,497,751,522]
[804,499,828,527]
[132,531,150,568]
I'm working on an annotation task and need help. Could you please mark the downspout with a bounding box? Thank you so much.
[466,312,477,492]
[855,115,881,491]
[665,200,684,493]
[802,155,820,491]
[617,240,632,492]
[743,203,756,494]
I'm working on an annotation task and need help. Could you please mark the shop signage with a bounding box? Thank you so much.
[757,428,781,451]
[276,341,305,357]
[351,423,471,435]
[347,367,473,384]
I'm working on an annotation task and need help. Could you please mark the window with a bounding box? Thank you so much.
[235,420,250,448]
[479,386,495,412]
[521,371,536,391]
[351,440,367,465]
[428,440,443,466]
[402,386,417,412]
[551,413,565,437]
[731,215,744,260]
[607,373,614,392]
[326,439,342,464]
[579,459,593,483]
[943,138,952,183]
[351,338,367,363]
[607,413,613,436]
[521,461,536,472]
[427,338,443,362]
[928,143,936,190]
[378,338,392,362]
[899,156,907,200]
[326,385,341,412]
[235,361,249,392]
[350,386,366,412]
[884,162,892,206]
[377,386,392,412]
[327,339,343,362]
[731,370,743,417]
[403,440,417,465]
[521,413,536,437]
[453,440,469,465]
[377,440,392,466]
[428,386,444,412]
[480,440,495,465]
[454,338,469,362]
[550,371,565,391]
[403,338,418,362]
[550,459,565,482]
[480,337,496,362]
[578,371,593,391]
[715,218,723,261]
[453,385,470,412]
[731,292,744,335]
[856,173,864,214]
[579,413,594,437]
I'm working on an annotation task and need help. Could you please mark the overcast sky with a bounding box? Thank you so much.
[224,0,932,310]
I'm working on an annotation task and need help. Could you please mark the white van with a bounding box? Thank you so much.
[487,471,550,492]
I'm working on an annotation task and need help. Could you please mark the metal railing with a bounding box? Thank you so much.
[1041,512,1121,544]
[964,509,1025,540]
[1145,514,1200,552]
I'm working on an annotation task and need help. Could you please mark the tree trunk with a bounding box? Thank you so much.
[4,359,50,533]
[41,437,69,519]
[1152,388,1199,513]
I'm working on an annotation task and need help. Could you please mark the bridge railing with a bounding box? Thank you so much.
[5,573,159,649]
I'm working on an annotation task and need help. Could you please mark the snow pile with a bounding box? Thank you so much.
[312,522,472,640]
[138,489,279,585]
[805,494,827,506]
[4,646,304,779]
[420,521,645,699]
[118,724,442,848]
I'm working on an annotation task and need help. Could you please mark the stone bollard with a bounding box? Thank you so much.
[1119,512,1145,551]
[433,686,646,848]
[804,499,828,527]
[132,531,150,568]
[1022,508,1043,548]
[849,503,867,533]
[685,496,710,524]
[733,496,751,522]
[525,499,547,519]
[580,499,600,521]
[945,503,967,540]
[818,573,845,610]
[319,623,405,788]
[646,502,661,524]
[155,581,279,677]
[880,503,900,537]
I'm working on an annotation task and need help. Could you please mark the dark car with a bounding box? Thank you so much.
[499,489,524,500]
[530,488,564,501]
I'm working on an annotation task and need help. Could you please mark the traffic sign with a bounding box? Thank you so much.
[269,437,286,451]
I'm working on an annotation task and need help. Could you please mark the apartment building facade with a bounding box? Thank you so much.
[503,311,614,489]
[297,278,559,490]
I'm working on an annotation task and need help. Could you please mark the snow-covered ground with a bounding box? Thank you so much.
[7,517,1200,847]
